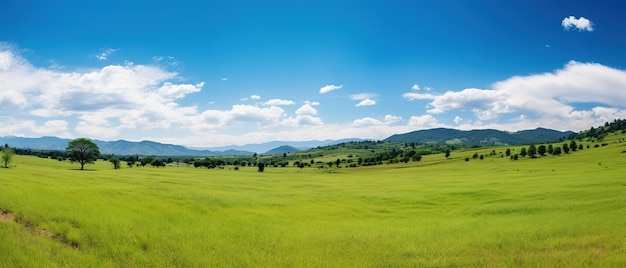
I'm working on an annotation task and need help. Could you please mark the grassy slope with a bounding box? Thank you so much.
[0,134,625,267]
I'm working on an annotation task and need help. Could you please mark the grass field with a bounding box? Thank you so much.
[1,134,625,267]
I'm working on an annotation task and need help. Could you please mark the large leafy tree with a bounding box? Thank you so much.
[66,138,100,170]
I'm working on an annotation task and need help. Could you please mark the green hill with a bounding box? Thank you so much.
[384,127,573,146]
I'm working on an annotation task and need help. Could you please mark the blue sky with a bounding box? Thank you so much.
[1,0,626,147]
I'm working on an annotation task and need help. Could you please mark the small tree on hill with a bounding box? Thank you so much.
[570,140,577,152]
[520,147,527,158]
[538,145,547,156]
[445,148,451,159]
[1,145,15,168]
[528,144,537,158]
[66,138,100,170]
[109,157,121,169]
[257,162,265,172]
[547,144,554,155]
[562,143,570,154]
[505,148,511,156]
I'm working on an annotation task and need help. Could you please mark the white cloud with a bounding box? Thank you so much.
[352,114,401,126]
[352,117,383,126]
[355,99,376,107]
[250,95,261,100]
[319,84,342,94]
[404,61,626,131]
[402,92,437,100]
[350,93,377,100]
[384,115,402,124]
[201,104,286,128]
[562,16,594,32]
[453,116,463,124]
[407,115,442,128]
[0,47,204,135]
[221,77,229,81]
[158,82,203,100]
[282,104,323,127]
[94,48,117,61]
[305,101,320,106]
[262,99,295,106]
[411,84,420,90]
[295,104,318,116]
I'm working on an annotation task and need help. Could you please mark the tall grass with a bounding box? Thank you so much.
[0,134,625,267]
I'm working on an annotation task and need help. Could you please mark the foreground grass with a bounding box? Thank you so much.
[1,137,625,267]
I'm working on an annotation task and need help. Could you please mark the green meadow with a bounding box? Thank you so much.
[1,134,625,267]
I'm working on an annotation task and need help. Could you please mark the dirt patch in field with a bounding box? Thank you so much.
[0,212,15,222]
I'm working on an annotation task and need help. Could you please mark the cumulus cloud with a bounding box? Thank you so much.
[282,104,323,126]
[407,115,442,128]
[262,99,295,106]
[411,84,420,90]
[453,116,463,124]
[0,46,207,139]
[201,104,286,128]
[355,99,376,107]
[404,61,626,131]
[250,95,261,100]
[352,114,401,126]
[319,84,342,94]
[562,16,594,32]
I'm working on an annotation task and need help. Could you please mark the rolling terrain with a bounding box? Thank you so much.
[0,128,624,266]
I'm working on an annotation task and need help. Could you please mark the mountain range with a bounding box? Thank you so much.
[0,128,573,157]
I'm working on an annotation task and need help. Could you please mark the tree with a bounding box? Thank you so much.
[445,148,451,159]
[538,145,547,156]
[562,143,570,154]
[257,162,265,172]
[570,140,577,152]
[528,144,537,158]
[109,157,121,169]
[552,147,562,156]
[547,144,554,155]
[140,157,154,167]
[505,148,511,156]
[151,159,165,168]
[472,152,479,159]
[520,147,527,158]
[412,154,422,162]
[66,138,100,170]
[1,146,15,168]
[335,158,341,168]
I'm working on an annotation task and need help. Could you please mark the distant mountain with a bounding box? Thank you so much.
[383,128,573,146]
[0,136,253,157]
[204,138,363,154]
[263,145,301,155]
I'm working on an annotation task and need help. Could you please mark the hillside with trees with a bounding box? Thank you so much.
[384,128,573,146]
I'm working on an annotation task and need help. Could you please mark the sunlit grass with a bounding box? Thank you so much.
[1,133,625,266]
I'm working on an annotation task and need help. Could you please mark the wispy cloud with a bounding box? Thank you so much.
[319,84,342,94]
[262,99,295,106]
[562,16,594,32]
[94,48,118,61]
[411,84,420,90]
